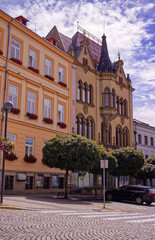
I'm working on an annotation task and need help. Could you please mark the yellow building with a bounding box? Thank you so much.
[0,10,73,193]
[47,25,135,188]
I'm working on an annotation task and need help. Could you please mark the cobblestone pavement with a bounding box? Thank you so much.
[0,195,155,240]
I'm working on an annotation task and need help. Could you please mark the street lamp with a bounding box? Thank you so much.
[0,101,13,203]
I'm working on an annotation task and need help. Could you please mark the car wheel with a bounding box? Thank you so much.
[146,201,152,205]
[106,193,113,201]
[135,196,143,205]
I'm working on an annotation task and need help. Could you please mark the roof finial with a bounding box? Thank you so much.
[118,51,120,61]
[77,21,79,31]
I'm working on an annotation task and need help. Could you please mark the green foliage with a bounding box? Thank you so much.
[42,134,102,172]
[111,147,144,176]
[146,156,155,165]
[136,163,155,180]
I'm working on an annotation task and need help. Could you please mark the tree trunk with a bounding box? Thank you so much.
[64,169,68,199]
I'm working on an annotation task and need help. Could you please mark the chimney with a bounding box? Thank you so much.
[15,16,29,26]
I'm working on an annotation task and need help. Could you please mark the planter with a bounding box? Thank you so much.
[0,50,3,55]
[11,58,22,65]
[5,153,17,161]
[43,118,53,124]
[57,122,67,128]
[58,81,67,88]
[45,75,54,81]
[28,66,39,74]
[0,137,15,153]
[26,112,38,120]
[24,155,37,163]
[11,108,20,114]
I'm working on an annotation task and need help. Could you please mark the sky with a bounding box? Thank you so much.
[0,0,155,126]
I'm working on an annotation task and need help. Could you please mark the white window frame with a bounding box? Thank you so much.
[29,49,37,68]
[44,98,51,118]
[59,66,64,82]
[27,91,36,114]
[8,84,18,108]
[25,137,34,156]
[11,38,20,59]
[45,58,52,76]
[7,134,16,153]
[58,104,64,122]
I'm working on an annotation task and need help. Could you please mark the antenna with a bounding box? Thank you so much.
[103,16,105,35]
[118,52,120,61]
[77,21,79,31]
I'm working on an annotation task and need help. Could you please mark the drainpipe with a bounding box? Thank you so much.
[1,20,12,137]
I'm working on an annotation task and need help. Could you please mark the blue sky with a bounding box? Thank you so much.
[1,0,155,126]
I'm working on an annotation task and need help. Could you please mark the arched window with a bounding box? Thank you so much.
[89,120,93,140]
[120,98,123,115]
[83,84,87,102]
[85,119,88,138]
[105,88,110,107]
[116,125,122,146]
[80,118,83,136]
[75,117,78,134]
[77,81,82,100]
[101,122,104,143]
[124,100,127,117]
[88,86,90,104]
[116,96,119,113]
[88,85,93,105]
[123,127,129,147]
[108,125,112,145]
[112,89,115,108]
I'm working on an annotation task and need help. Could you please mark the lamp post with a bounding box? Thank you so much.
[0,101,13,203]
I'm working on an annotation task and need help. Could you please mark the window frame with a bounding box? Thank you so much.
[8,84,18,108]
[27,91,36,114]
[11,38,20,60]
[45,58,52,76]
[44,98,51,118]
[25,137,34,156]
[59,66,64,82]
[58,104,64,122]
[29,49,37,68]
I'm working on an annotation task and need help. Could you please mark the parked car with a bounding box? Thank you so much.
[105,185,155,205]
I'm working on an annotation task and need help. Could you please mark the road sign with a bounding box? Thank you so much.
[100,160,108,169]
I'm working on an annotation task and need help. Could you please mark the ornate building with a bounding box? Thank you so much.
[46,25,134,151]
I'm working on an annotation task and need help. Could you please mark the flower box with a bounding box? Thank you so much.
[0,50,3,55]
[58,81,67,88]
[0,137,15,153]
[24,155,37,163]
[26,112,38,120]
[11,58,22,65]
[45,75,54,81]
[28,66,39,74]
[43,118,53,124]
[5,153,17,161]
[57,122,67,128]
[11,108,20,114]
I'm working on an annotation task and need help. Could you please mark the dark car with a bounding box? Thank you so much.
[105,185,155,205]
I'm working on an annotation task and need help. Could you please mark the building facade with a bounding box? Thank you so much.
[46,25,135,189]
[133,119,155,159]
[0,10,73,194]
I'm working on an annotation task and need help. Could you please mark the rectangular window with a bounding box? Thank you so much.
[138,134,142,144]
[144,136,148,145]
[150,137,154,146]
[45,58,52,76]
[44,177,50,189]
[29,49,37,68]
[11,39,20,59]
[25,176,33,189]
[25,137,34,156]
[44,98,51,118]
[5,176,14,190]
[8,84,18,108]
[27,91,35,114]
[59,66,64,82]
[7,134,16,153]
[58,104,64,122]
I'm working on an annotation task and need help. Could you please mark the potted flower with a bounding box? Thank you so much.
[5,152,17,161]
[44,75,54,81]
[11,108,20,114]
[10,58,22,65]
[0,50,3,55]
[43,118,53,124]
[58,81,67,88]
[26,112,38,120]
[28,66,39,74]
[57,122,67,128]
[0,137,15,153]
[24,154,37,163]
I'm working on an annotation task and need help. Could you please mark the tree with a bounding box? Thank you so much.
[136,156,155,186]
[111,147,144,186]
[42,134,102,198]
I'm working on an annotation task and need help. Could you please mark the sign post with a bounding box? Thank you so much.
[100,160,108,208]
